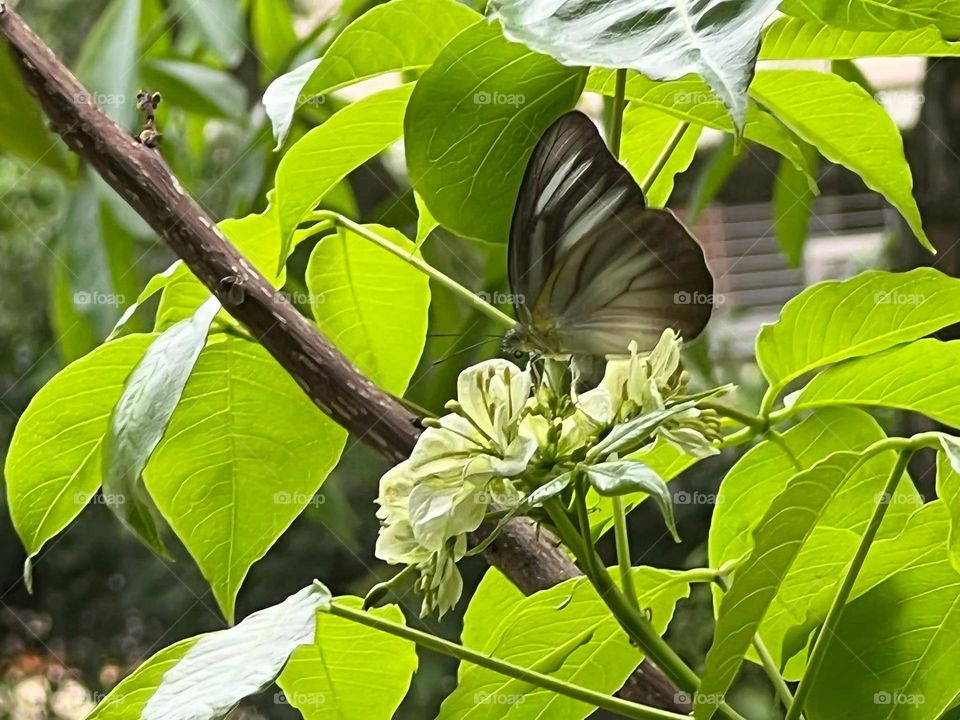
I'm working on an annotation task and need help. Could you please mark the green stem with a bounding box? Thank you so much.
[702,401,767,432]
[612,497,640,610]
[766,429,802,471]
[640,122,690,195]
[313,211,515,329]
[608,68,628,159]
[753,635,796,713]
[546,499,745,719]
[785,449,914,720]
[325,600,689,720]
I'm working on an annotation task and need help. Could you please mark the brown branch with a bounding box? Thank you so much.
[0,5,687,713]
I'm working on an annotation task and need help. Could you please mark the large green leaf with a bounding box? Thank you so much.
[74,0,142,125]
[306,224,429,395]
[102,298,221,557]
[277,598,417,719]
[792,339,960,429]
[620,104,702,208]
[588,71,815,185]
[440,567,690,720]
[805,502,960,719]
[0,42,69,173]
[697,450,897,719]
[756,268,960,400]
[750,70,932,253]
[5,335,153,579]
[89,584,331,719]
[781,0,960,38]
[267,3,476,142]
[709,408,920,679]
[169,0,245,66]
[405,20,586,244]
[488,0,780,132]
[276,83,413,264]
[144,337,348,622]
[760,16,960,59]
[264,0,480,146]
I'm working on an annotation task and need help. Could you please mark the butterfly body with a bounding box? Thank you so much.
[505,111,714,365]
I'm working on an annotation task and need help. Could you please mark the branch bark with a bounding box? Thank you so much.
[0,4,687,713]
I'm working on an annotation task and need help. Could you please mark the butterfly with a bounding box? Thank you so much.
[502,110,714,376]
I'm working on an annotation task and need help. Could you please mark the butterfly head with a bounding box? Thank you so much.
[501,325,529,361]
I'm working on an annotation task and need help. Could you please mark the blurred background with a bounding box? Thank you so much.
[0,0,956,718]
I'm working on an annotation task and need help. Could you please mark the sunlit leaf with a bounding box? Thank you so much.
[792,339,960,429]
[5,336,153,578]
[781,0,960,38]
[144,337,348,622]
[263,0,479,146]
[277,598,417,719]
[276,84,413,265]
[441,567,690,720]
[756,268,960,400]
[750,70,932,253]
[306,224,430,395]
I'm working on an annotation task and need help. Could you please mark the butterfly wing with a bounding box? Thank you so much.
[508,111,713,357]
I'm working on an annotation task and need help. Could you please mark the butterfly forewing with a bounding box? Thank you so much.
[508,111,713,357]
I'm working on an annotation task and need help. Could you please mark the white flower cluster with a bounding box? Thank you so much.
[375,330,722,616]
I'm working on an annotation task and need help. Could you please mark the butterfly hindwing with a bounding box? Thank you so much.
[508,111,713,357]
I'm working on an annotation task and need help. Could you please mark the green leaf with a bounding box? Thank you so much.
[140,59,247,118]
[405,20,586,244]
[805,501,960,719]
[0,42,69,173]
[773,142,818,266]
[74,0,142,125]
[749,70,932,253]
[305,224,430,395]
[761,16,960,59]
[278,597,417,719]
[792,339,960,429]
[709,407,920,679]
[5,335,152,573]
[88,584,331,719]
[588,402,698,460]
[697,450,897,719]
[756,268,960,399]
[780,0,960,38]
[583,461,679,542]
[276,83,413,265]
[102,298,221,557]
[588,71,816,186]
[588,439,698,537]
[251,0,297,74]
[169,0,245,66]
[620,105,702,208]
[263,0,479,146]
[441,567,690,720]
[488,0,780,133]
[143,337,348,622]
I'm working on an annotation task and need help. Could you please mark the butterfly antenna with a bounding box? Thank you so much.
[430,337,500,367]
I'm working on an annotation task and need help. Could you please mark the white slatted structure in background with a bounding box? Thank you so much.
[691,193,890,359]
